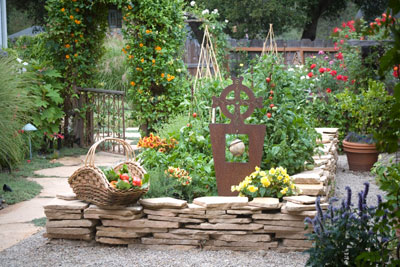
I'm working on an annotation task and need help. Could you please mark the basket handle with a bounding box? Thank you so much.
[84,137,136,167]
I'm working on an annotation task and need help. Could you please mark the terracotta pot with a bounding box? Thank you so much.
[342,140,379,171]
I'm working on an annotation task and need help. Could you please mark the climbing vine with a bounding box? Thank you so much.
[45,0,188,138]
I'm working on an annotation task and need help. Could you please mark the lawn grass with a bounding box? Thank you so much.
[0,147,88,205]
[31,217,47,227]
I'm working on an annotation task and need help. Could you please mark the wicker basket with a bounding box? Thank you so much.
[68,137,148,207]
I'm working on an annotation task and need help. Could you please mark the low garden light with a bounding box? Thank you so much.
[22,123,37,160]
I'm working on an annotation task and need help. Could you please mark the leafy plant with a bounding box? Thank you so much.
[0,56,33,169]
[231,166,298,200]
[305,183,399,266]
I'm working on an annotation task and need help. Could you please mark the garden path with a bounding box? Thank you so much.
[0,152,126,251]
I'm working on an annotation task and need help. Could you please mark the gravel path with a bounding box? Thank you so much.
[0,155,387,267]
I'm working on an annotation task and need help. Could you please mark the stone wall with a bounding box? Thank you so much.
[43,128,338,252]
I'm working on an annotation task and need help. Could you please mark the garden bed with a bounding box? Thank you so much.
[43,128,339,252]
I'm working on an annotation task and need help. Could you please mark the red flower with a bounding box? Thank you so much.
[335,52,343,60]
[326,88,331,93]
[27,160,31,163]
[270,104,275,108]
[310,64,316,69]
[269,96,273,100]
[393,70,399,78]
[307,72,313,78]
[342,22,346,28]
[336,75,343,81]
[330,70,337,77]
[342,75,348,82]
[340,39,344,45]
[351,79,356,84]
[266,113,272,118]
[345,34,349,38]
[333,27,341,33]
[326,68,331,72]
[319,67,325,74]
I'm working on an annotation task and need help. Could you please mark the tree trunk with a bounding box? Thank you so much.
[301,0,334,41]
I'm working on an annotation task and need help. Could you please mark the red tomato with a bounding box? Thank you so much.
[132,176,142,187]
[120,173,130,181]
[267,113,272,118]
[192,113,197,118]
[270,104,274,108]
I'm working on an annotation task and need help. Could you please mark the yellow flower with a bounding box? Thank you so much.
[130,81,135,86]
[261,177,270,187]
[255,166,260,172]
[152,59,155,64]
[290,184,295,189]
[277,175,283,180]
[283,177,289,184]
[239,192,245,197]
[247,185,258,193]
[260,171,267,177]
[281,168,287,175]
[280,187,288,195]
[61,8,65,12]
[127,5,132,10]
[269,168,276,175]
[126,45,130,50]
[231,185,236,192]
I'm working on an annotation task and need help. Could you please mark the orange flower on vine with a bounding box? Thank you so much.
[130,81,136,86]
[145,30,152,34]
[141,58,144,63]
[74,54,78,57]
[75,8,80,12]
[129,55,134,59]
[61,8,65,12]
[65,44,70,48]
[74,19,81,25]
[70,15,74,19]
[155,46,161,51]
[65,55,70,59]
[139,43,143,47]
[126,45,131,50]
[128,5,132,10]
[161,73,165,78]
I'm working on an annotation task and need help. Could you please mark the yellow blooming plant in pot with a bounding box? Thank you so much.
[231,166,299,200]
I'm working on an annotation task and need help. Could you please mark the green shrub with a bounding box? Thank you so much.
[0,57,34,168]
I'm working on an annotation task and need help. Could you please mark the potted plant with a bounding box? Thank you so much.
[337,79,395,171]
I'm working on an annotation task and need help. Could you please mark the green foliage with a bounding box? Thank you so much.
[31,217,47,227]
[241,54,319,175]
[94,34,129,92]
[0,57,34,169]
[122,0,189,134]
[305,184,399,266]
[153,113,189,140]
[336,80,395,146]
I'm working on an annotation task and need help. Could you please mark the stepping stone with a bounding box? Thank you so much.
[139,198,187,209]
[315,128,339,134]
[283,195,317,205]
[248,197,280,209]
[193,196,248,209]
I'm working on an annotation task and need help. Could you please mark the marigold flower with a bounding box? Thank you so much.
[139,43,143,47]
[126,45,130,49]
[65,44,70,48]
[152,59,155,64]
[74,53,78,57]
[129,55,133,59]
[61,8,65,12]
[128,5,132,9]
[141,58,144,63]
[70,15,74,19]
[65,55,70,59]
[161,73,165,78]
[155,46,161,51]
[75,20,81,24]
[71,33,75,37]
[74,39,78,43]
[130,81,136,86]
[146,30,152,34]
[80,34,83,38]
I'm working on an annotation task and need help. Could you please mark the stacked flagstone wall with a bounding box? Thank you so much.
[43,128,338,252]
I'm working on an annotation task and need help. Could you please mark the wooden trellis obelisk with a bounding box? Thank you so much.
[193,24,222,122]
[291,52,302,65]
[261,24,278,58]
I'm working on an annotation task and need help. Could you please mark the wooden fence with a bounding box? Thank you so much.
[183,38,336,75]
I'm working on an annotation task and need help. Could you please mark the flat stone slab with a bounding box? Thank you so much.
[193,197,248,209]
[43,198,89,210]
[96,237,139,245]
[186,223,262,231]
[45,211,83,220]
[292,169,323,184]
[147,215,205,224]
[46,227,93,235]
[285,201,328,212]
[210,234,271,242]
[283,196,317,205]
[101,219,180,229]
[46,219,98,228]
[56,192,77,201]
[96,230,146,239]
[153,232,209,240]
[142,237,201,246]
[139,198,187,209]
[84,213,143,221]
[85,205,142,216]
[248,198,280,209]
[96,226,167,233]
[45,233,93,241]
[169,228,247,235]
[205,240,278,248]
[295,184,325,196]
[315,128,339,134]
[252,213,305,221]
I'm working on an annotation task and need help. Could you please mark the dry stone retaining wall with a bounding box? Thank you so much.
[44,128,339,252]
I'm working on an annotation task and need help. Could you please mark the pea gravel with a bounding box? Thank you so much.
[0,154,390,267]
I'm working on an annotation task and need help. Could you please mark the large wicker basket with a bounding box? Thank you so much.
[68,137,148,207]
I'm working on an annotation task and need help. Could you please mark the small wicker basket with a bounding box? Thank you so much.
[68,137,148,207]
